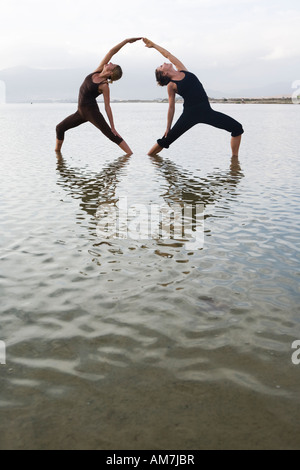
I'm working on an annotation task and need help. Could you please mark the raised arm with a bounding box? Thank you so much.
[94,38,142,72]
[143,38,187,71]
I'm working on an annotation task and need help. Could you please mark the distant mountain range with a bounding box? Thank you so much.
[0,66,293,103]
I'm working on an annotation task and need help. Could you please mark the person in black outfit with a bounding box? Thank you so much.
[55,38,141,155]
[143,38,244,158]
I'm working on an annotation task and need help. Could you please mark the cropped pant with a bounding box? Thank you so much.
[56,103,123,145]
[157,104,244,149]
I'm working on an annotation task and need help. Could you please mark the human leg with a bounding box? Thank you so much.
[83,105,133,154]
[148,143,163,156]
[231,135,242,157]
[203,109,244,157]
[55,110,87,151]
[119,140,133,155]
[148,110,197,155]
[55,139,64,153]
[85,106,122,140]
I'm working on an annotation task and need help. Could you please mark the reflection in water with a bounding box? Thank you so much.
[150,154,243,209]
[2,105,300,451]
[149,155,243,247]
[56,154,244,247]
[56,153,132,217]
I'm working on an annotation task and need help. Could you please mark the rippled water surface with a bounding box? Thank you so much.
[0,103,300,449]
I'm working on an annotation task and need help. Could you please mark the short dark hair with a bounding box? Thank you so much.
[110,65,123,83]
[155,69,171,86]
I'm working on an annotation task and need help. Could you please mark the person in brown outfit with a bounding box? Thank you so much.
[55,38,141,155]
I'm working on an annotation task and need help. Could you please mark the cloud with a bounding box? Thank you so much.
[0,0,299,94]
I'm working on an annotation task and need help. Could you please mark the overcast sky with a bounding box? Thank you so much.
[0,0,299,93]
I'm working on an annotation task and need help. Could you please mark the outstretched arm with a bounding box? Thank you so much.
[147,83,176,156]
[101,83,133,154]
[143,38,187,71]
[165,83,176,136]
[101,84,120,137]
[94,38,142,72]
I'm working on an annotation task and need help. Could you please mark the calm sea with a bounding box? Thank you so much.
[0,102,299,450]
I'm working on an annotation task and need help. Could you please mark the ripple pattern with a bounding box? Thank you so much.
[0,103,300,449]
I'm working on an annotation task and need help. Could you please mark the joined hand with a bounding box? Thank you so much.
[127,37,142,43]
[143,38,154,48]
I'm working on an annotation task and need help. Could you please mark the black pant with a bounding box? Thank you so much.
[56,103,123,145]
[157,104,244,149]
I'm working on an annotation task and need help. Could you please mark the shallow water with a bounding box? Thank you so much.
[0,102,300,449]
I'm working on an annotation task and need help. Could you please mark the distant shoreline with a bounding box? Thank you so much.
[209,97,294,104]
[2,97,295,105]
[116,97,295,104]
